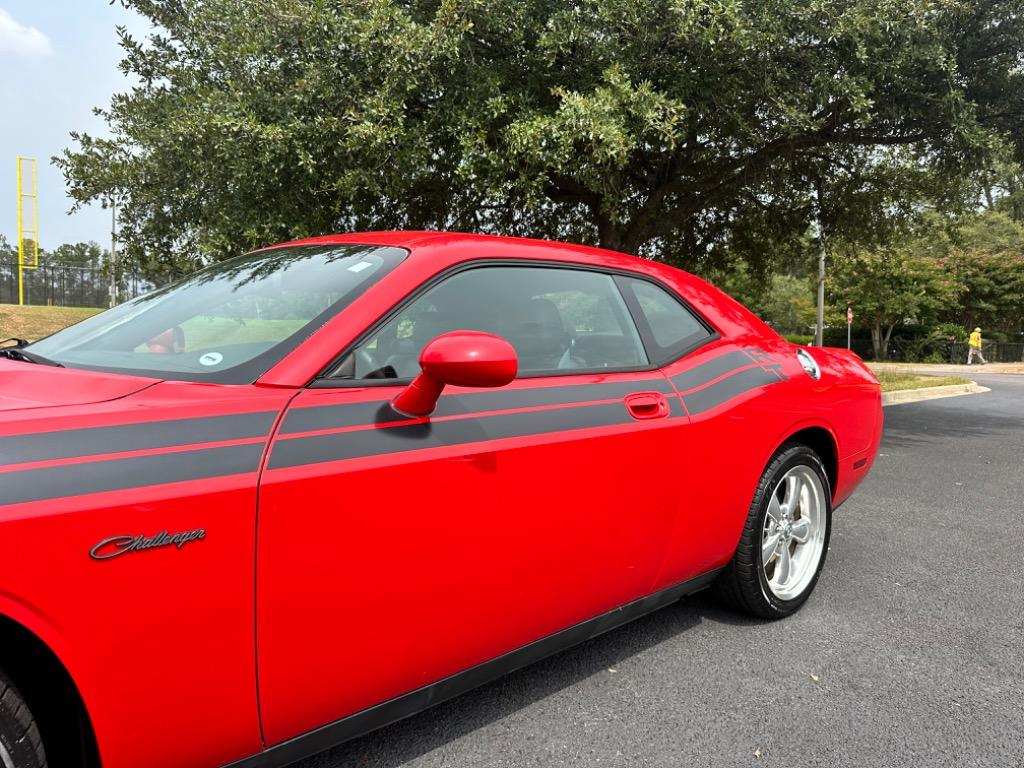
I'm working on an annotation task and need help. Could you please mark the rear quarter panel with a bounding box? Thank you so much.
[643,266,881,588]
[805,346,883,505]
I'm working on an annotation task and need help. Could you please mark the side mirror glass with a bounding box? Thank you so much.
[391,331,518,417]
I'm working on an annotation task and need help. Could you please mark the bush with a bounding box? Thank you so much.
[782,333,814,345]
[930,322,967,342]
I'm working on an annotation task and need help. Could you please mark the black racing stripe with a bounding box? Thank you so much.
[667,397,686,418]
[683,366,781,415]
[672,350,756,392]
[279,379,674,434]
[0,411,278,467]
[280,400,405,433]
[0,443,265,507]
[270,401,633,470]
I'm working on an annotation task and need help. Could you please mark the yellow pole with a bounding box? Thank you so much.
[16,157,23,306]
[15,156,39,306]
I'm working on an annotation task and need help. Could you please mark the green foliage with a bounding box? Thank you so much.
[0,235,15,262]
[696,259,771,314]
[782,333,814,345]
[943,248,1024,334]
[828,206,1024,358]
[45,242,107,269]
[762,274,817,335]
[828,234,960,359]
[927,209,1024,334]
[930,321,967,342]
[58,0,1024,277]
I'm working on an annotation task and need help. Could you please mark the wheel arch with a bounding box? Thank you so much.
[769,422,839,501]
[0,613,100,767]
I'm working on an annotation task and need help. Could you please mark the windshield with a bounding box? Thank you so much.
[27,244,407,383]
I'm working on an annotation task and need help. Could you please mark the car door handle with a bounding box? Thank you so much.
[624,392,671,420]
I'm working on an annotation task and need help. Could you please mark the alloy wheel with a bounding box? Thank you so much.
[761,465,827,601]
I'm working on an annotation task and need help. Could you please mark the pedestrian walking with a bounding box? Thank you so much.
[967,326,988,365]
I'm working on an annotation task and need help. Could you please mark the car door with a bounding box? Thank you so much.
[617,275,794,589]
[255,262,698,745]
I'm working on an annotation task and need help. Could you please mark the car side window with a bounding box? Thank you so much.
[620,277,712,363]
[349,266,649,379]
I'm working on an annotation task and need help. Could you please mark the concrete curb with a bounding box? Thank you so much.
[882,381,990,407]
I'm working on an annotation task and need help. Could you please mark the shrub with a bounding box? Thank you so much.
[782,333,814,345]
[930,322,967,342]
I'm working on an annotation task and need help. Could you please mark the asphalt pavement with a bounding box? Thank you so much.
[299,374,1024,768]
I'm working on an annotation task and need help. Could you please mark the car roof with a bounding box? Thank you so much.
[263,230,653,269]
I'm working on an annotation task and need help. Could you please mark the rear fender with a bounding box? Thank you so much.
[761,419,840,499]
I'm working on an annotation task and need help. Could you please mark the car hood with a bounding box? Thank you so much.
[0,358,159,411]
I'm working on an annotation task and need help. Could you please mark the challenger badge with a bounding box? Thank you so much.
[90,529,206,560]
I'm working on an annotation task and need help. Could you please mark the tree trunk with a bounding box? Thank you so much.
[883,322,897,360]
[596,214,624,252]
[871,322,884,360]
[1009,173,1023,222]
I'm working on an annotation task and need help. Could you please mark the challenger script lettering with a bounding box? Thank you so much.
[89,529,207,560]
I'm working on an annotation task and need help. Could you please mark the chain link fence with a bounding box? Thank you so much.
[0,263,156,308]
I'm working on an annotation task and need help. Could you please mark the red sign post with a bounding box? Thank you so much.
[846,307,853,349]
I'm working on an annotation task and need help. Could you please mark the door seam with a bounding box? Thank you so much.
[252,388,304,749]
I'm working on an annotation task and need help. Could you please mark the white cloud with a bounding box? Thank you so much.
[0,8,52,57]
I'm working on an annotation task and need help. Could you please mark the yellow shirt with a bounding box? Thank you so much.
[969,331,982,349]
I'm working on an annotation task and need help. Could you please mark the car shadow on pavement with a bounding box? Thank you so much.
[297,591,755,768]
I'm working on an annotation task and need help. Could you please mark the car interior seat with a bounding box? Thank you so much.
[502,297,581,372]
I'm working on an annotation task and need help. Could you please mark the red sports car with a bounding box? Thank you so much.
[0,232,881,768]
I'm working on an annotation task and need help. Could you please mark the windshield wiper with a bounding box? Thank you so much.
[0,341,64,367]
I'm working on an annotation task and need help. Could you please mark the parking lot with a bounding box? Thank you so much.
[300,373,1024,768]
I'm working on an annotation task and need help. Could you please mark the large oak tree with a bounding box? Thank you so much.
[59,0,1024,275]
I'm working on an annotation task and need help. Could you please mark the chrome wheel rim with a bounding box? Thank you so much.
[761,465,827,601]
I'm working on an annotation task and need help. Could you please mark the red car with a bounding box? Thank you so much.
[0,232,881,768]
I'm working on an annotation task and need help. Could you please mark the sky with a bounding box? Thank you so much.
[0,1,148,250]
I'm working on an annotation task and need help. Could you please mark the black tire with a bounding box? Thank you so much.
[715,443,832,619]
[0,669,46,768]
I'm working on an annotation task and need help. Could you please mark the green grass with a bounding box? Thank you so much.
[875,370,971,392]
[0,306,309,350]
[0,304,103,342]
[179,316,306,350]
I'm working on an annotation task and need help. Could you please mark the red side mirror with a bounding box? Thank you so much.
[391,331,518,417]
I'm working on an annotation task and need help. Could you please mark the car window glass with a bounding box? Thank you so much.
[26,245,407,383]
[623,278,711,361]
[351,266,648,379]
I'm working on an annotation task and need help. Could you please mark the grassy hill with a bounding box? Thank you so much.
[0,304,102,343]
